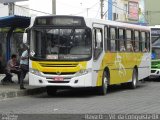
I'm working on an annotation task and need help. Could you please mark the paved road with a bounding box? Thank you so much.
[0,78,160,115]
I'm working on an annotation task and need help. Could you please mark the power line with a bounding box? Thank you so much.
[72,2,100,16]
[103,9,108,17]
[95,6,101,18]
[89,1,100,10]
[58,1,87,11]
[14,4,52,15]
[71,9,87,16]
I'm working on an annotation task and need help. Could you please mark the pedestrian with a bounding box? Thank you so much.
[20,45,29,89]
[1,54,21,84]
[0,54,3,73]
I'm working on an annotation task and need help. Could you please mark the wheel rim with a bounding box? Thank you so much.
[133,71,137,87]
[103,75,108,89]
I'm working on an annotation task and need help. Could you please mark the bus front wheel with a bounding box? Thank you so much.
[98,71,109,95]
[129,68,138,89]
[46,86,57,96]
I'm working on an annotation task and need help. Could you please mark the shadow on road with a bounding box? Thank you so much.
[31,77,160,98]
[33,82,148,98]
[146,77,160,82]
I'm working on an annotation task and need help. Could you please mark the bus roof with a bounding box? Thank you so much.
[84,17,150,31]
[149,25,160,29]
[31,15,150,31]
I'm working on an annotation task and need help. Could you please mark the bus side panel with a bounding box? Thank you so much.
[138,53,151,80]
[96,52,149,86]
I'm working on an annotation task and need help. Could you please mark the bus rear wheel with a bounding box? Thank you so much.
[129,68,138,89]
[98,71,108,95]
[46,86,57,96]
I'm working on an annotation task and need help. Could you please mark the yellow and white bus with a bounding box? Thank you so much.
[27,15,151,95]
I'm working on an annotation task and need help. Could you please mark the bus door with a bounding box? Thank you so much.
[92,23,105,86]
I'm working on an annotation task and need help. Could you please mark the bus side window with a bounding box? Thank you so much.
[145,32,150,52]
[134,31,140,52]
[110,27,116,52]
[126,29,134,52]
[141,32,147,52]
[147,32,150,52]
[104,26,108,52]
[93,28,103,60]
[119,28,126,52]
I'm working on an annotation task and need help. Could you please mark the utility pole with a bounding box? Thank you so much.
[52,0,56,15]
[100,0,104,19]
[8,2,15,15]
[87,8,89,17]
[1,0,28,15]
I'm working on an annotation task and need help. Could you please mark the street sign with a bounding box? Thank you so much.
[0,0,28,3]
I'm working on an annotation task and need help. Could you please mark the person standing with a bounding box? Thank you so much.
[20,45,29,89]
[0,54,3,74]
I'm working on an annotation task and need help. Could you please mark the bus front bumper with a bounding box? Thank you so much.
[29,72,93,88]
[150,69,160,77]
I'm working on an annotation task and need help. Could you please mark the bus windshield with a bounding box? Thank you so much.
[30,28,92,60]
[152,36,160,59]
[152,48,160,59]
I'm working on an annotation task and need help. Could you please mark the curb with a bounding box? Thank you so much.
[0,87,46,100]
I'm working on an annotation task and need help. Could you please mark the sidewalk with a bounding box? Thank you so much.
[0,74,46,100]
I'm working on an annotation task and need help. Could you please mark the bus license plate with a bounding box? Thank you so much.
[53,77,64,81]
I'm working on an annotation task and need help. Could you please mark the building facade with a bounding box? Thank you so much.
[107,0,146,25]
[145,0,160,26]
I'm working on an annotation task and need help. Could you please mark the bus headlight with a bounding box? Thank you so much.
[75,68,92,76]
[29,68,42,76]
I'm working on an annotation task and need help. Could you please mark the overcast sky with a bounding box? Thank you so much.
[17,0,100,18]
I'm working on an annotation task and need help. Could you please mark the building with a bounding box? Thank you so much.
[107,0,146,25]
[145,0,160,26]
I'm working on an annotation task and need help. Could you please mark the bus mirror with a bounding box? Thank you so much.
[23,33,27,44]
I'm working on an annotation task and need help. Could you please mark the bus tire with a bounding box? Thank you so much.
[46,86,57,96]
[129,68,138,89]
[98,71,109,95]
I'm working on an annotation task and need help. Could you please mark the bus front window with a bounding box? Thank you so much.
[152,36,160,60]
[152,48,160,59]
[30,28,92,60]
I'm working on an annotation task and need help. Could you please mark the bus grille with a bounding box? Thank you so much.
[151,70,156,73]
[48,81,70,83]
[43,72,76,75]
[39,63,78,67]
